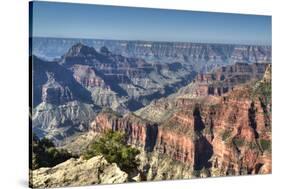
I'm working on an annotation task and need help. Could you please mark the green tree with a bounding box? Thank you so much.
[84,131,140,173]
[31,133,74,170]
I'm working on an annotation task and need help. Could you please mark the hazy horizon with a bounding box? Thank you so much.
[30,1,272,46]
[32,36,272,46]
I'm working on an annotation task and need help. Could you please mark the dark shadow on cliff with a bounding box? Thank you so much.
[194,136,213,170]
[193,105,205,132]
[193,105,213,171]
[144,124,158,152]
[248,102,259,138]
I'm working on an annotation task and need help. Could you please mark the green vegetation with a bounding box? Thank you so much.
[84,131,140,173]
[192,170,201,177]
[247,141,259,150]
[221,129,232,141]
[31,134,74,170]
[193,167,210,177]
[253,79,271,113]
[232,137,244,148]
[259,139,271,152]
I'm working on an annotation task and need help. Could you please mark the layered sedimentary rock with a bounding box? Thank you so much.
[32,101,97,143]
[32,56,93,106]
[91,64,271,177]
[175,63,269,98]
[60,43,196,112]
[32,56,99,142]
[31,156,128,188]
[32,43,196,141]
[33,37,271,65]
[32,40,271,143]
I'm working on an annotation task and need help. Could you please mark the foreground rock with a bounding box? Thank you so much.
[31,156,128,188]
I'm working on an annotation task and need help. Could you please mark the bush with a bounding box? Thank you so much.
[247,141,259,150]
[259,139,271,152]
[221,129,232,141]
[254,80,271,113]
[232,137,244,148]
[31,134,74,170]
[84,131,140,173]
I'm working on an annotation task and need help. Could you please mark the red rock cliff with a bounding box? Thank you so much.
[90,65,271,176]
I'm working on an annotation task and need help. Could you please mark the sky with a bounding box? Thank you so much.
[30,1,272,45]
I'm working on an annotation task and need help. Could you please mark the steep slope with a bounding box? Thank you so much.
[31,56,100,142]
[31,41,271,152]
[31,43,196,142]
[60,43,197,112]
[89,64,271,178]
[32,56,92,106]
[32,101,97,143]
[174,63,269,98]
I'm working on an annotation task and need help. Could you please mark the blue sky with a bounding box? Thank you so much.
[30,1,272,45]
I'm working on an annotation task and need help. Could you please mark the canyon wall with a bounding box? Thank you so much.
[175,63,269,98]
[91,66,271,176]
[33,37,271,66]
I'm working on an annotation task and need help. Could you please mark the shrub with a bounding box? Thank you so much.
[247,141,259,150]
[192,170,201,177]
[232,137,244,148]
[254,80,271,113]
[259,139,271,152]
[84,131,140,173]
[31,134,74,170]
[221,129,232,141]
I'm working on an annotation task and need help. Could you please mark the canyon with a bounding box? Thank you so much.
[31,38,272,186]
[32,42,197,142]
[33,37,271,67]
[89,64,271,178]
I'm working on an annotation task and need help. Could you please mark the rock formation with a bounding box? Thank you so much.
[175,63,269,98]
[33,37,271,65]
[31,38,272,184]
[32,56,100,143]
[30,156,128,188]
[59,43,197,112]
[90,64,271,177]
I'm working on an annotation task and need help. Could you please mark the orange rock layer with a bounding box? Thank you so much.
[90,77,271,176]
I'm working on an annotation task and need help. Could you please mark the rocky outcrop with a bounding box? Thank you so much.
[32,56,100,142]
[31,38,272,184]
[137,150,193,181]
[60,43,196,112]
[91,65,272,177]
[30,156,128,188]
[32,56,92,106]
[91,112,153,151]
[32,101,98,144]
[41,73,75,105]
[31,41,271,143]
[31,43,195,142]
[71,64,105,89]
[175,63,269,98]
